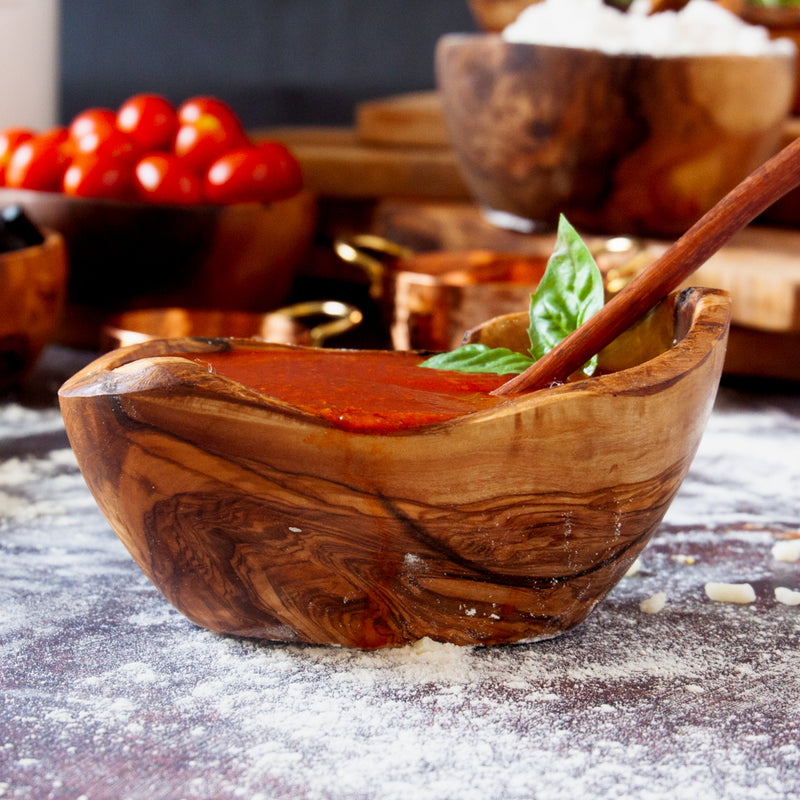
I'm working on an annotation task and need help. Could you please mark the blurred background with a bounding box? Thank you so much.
[54,0,477,129]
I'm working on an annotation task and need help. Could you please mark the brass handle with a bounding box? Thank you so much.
[273,300,363,347]
[333,234,414,299]
[591,236,651,297]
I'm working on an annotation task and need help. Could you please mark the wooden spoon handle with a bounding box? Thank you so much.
[493,136,800,396]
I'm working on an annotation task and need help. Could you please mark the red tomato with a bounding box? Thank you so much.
[68,108,117,145]
[63,153,135,200]
[0,128,35,184]
[204,142,302,204]
[5,127,71,190]
[116,93,178,152]
[73,127,138,163]
[73,127,137,160]
[133,153,202,204]
[173,114,247,174]
[255,140,303,199]
[177,96,243,134]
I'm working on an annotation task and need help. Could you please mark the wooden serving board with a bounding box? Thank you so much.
[355,91,451,147]
[252,124,469,201]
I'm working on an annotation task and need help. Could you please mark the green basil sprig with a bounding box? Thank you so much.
[420,215,605,376]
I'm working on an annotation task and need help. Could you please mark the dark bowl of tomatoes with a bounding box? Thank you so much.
[0,94,316,347]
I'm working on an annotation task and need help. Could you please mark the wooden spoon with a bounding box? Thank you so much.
[493,136,800,396]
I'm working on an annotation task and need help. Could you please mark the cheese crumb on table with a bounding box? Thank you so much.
[639,592,666,614]
[774,587,800,606]
[624,557,642,577]
[704,582,756,604]
[772,539,800,563]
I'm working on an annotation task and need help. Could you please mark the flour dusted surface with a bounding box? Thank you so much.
[2,355,800,800]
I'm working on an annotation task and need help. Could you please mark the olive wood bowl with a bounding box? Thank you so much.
[0,188,317,347]
[0,230,67,389]
[466,0,539,32]
[436,34,796,237]
[59,287,730,648]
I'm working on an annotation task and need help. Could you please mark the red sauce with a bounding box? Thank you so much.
[193,348,510,433]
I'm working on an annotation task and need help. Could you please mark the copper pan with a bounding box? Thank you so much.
[101,301,363,352]
[334,234,647,352]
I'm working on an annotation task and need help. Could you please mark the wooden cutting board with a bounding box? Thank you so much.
[252,114,468,202]
[355,91,451,147]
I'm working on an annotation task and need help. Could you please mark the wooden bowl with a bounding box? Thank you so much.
[466,0,540,32]
[436,34,796,237]
[59,287,730,648]
[0,188,317,347]
[0,230,67,389]
[719,2,800,114]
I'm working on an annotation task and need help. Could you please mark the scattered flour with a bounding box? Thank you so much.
[503,0,796,56]
[3,374,800,800]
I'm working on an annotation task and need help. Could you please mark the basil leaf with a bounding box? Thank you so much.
[419,343,534,375]
[527,214,605,375]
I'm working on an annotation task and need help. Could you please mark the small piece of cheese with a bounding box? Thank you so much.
[774,587,800,606]
[639,592,666,614]
[772,540,800,563]
[624,557,642,577]
[704,582,756,604]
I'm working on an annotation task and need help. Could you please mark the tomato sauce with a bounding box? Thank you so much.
[193,348,510,433]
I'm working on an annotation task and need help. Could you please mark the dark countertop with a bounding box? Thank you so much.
[2,346,799,800]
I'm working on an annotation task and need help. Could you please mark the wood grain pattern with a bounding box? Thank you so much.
[0,231,66,389]
[59,288,730,648]
[436,34,795,237]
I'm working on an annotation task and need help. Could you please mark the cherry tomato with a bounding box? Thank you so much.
[133,153,202,205]
[173,114,247,174]
[116,93,178,152]
[63,153,135,200]
[0,128,35,184]
[254,140,303,199]
[177,96,243,134]
[68,108,117,145]
[5,127,71,190]
[203,143,302,204]
[72,127,137,162]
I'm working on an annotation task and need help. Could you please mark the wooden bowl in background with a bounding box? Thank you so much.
[0,188,318,347]
[59,287,730,648]
[466,0,540,31]
[0,230,67,389]
[436,33,796,237]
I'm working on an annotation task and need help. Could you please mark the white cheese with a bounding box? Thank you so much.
[772,539,800,563]
[774,587,800,606]
[704,582,756,604]
[639,592,666,614]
